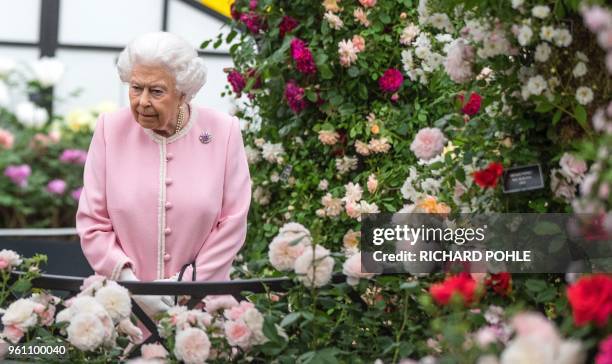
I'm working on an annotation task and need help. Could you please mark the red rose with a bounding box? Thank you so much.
[567,274,612,327]
[473,162,503,188]
[290,38,317,74]
[485,272,512,296]
[429,273,478,306]
[227,70,246,94]
[279,16,299,38]
[459,92,482,116]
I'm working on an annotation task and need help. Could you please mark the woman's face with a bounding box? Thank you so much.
[128,63,185,135]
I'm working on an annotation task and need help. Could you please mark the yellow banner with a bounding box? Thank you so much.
[200,0,234,18]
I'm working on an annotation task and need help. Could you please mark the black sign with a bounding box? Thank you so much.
[502,164,545,193]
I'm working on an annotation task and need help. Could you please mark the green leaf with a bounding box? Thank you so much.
[358,83,368,100]
[379,13,391,24]
[574,105,587,129]
[11,278,32,294]
[535,101,555,113]
[305,90,318,102]
[552,110,562,125]
[347,66,360,78]
[320,64,334,79]
[280,312,301,327]
[533,221,562,235]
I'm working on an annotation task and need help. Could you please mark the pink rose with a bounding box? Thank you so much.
[0,128,14,149]
[224,301,255,321]
[141,343,168,360]
[410,127,447,161]
[582,6,612,33]
[559,153,587,183]
[511,312,560,345]
[224,320,253,349]
[203,295,239,314]
[2,325,24,344]
[359,0,376,8]
[352,35,366,52]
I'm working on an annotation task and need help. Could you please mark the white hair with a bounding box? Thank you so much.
[117,32,207,102]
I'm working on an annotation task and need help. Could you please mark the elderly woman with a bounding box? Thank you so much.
[76,32,252,315]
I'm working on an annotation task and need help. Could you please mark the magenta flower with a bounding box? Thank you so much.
[4,165,31,188]
[280,16,299,38]
[71,186,83,201]
[240,12,265,34]
[249,0,258,10]
[284,80,307,113]
[59,149,87,165]
[46,179,67,195]
[227,70,246,94]
[596,335,612,364]
[378,68,404,93]
[290,39,317,75]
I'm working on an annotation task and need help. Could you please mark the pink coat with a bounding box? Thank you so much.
[76,105,252,282]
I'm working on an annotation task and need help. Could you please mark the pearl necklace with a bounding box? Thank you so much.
[174,105,185,135]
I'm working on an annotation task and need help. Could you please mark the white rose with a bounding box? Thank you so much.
[517,25,533,46]
[534,43,551,62]
[0,249,22,269]
[572,62,587,78]
[554,28,572,47]
[1,299,39,330]
[0,81,9,107]
[540,26,555,41]
[94,282,132,323]
[66,313,106,351]
[575,86,593,105]
[294,245,335,288]
[30,57,65,87]
[532,5,550,19]
[342,253,376,286]
[15,101,48,128]
[269,223,312,271]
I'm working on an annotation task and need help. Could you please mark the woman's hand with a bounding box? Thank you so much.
[119,268,173,317]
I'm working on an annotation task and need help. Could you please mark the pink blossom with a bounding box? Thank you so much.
[4,164,31,188]
[598,28,612,50]
[378,68,404,93]
[239,12,265,34]
[352,35,366,52]
[444,39,475,83]
[141,343,168,360]
[71,187,83,201]
[59,149,87,164]
[353,8,370,27]
[359,0,376,8]
[224,301,255,321]
[367,174,378,193]
[224,320,253,349]
[410,127,447,161]
[0,128,14,149]
[582,6,612,33]
[284,80,307,113]
[596,335,612,364]
[46,179,67,195]
[2,325,24,344]
[511,312,560,345]
[290,38,317,74]
[203,295,239,314]
[338,40,358,67]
